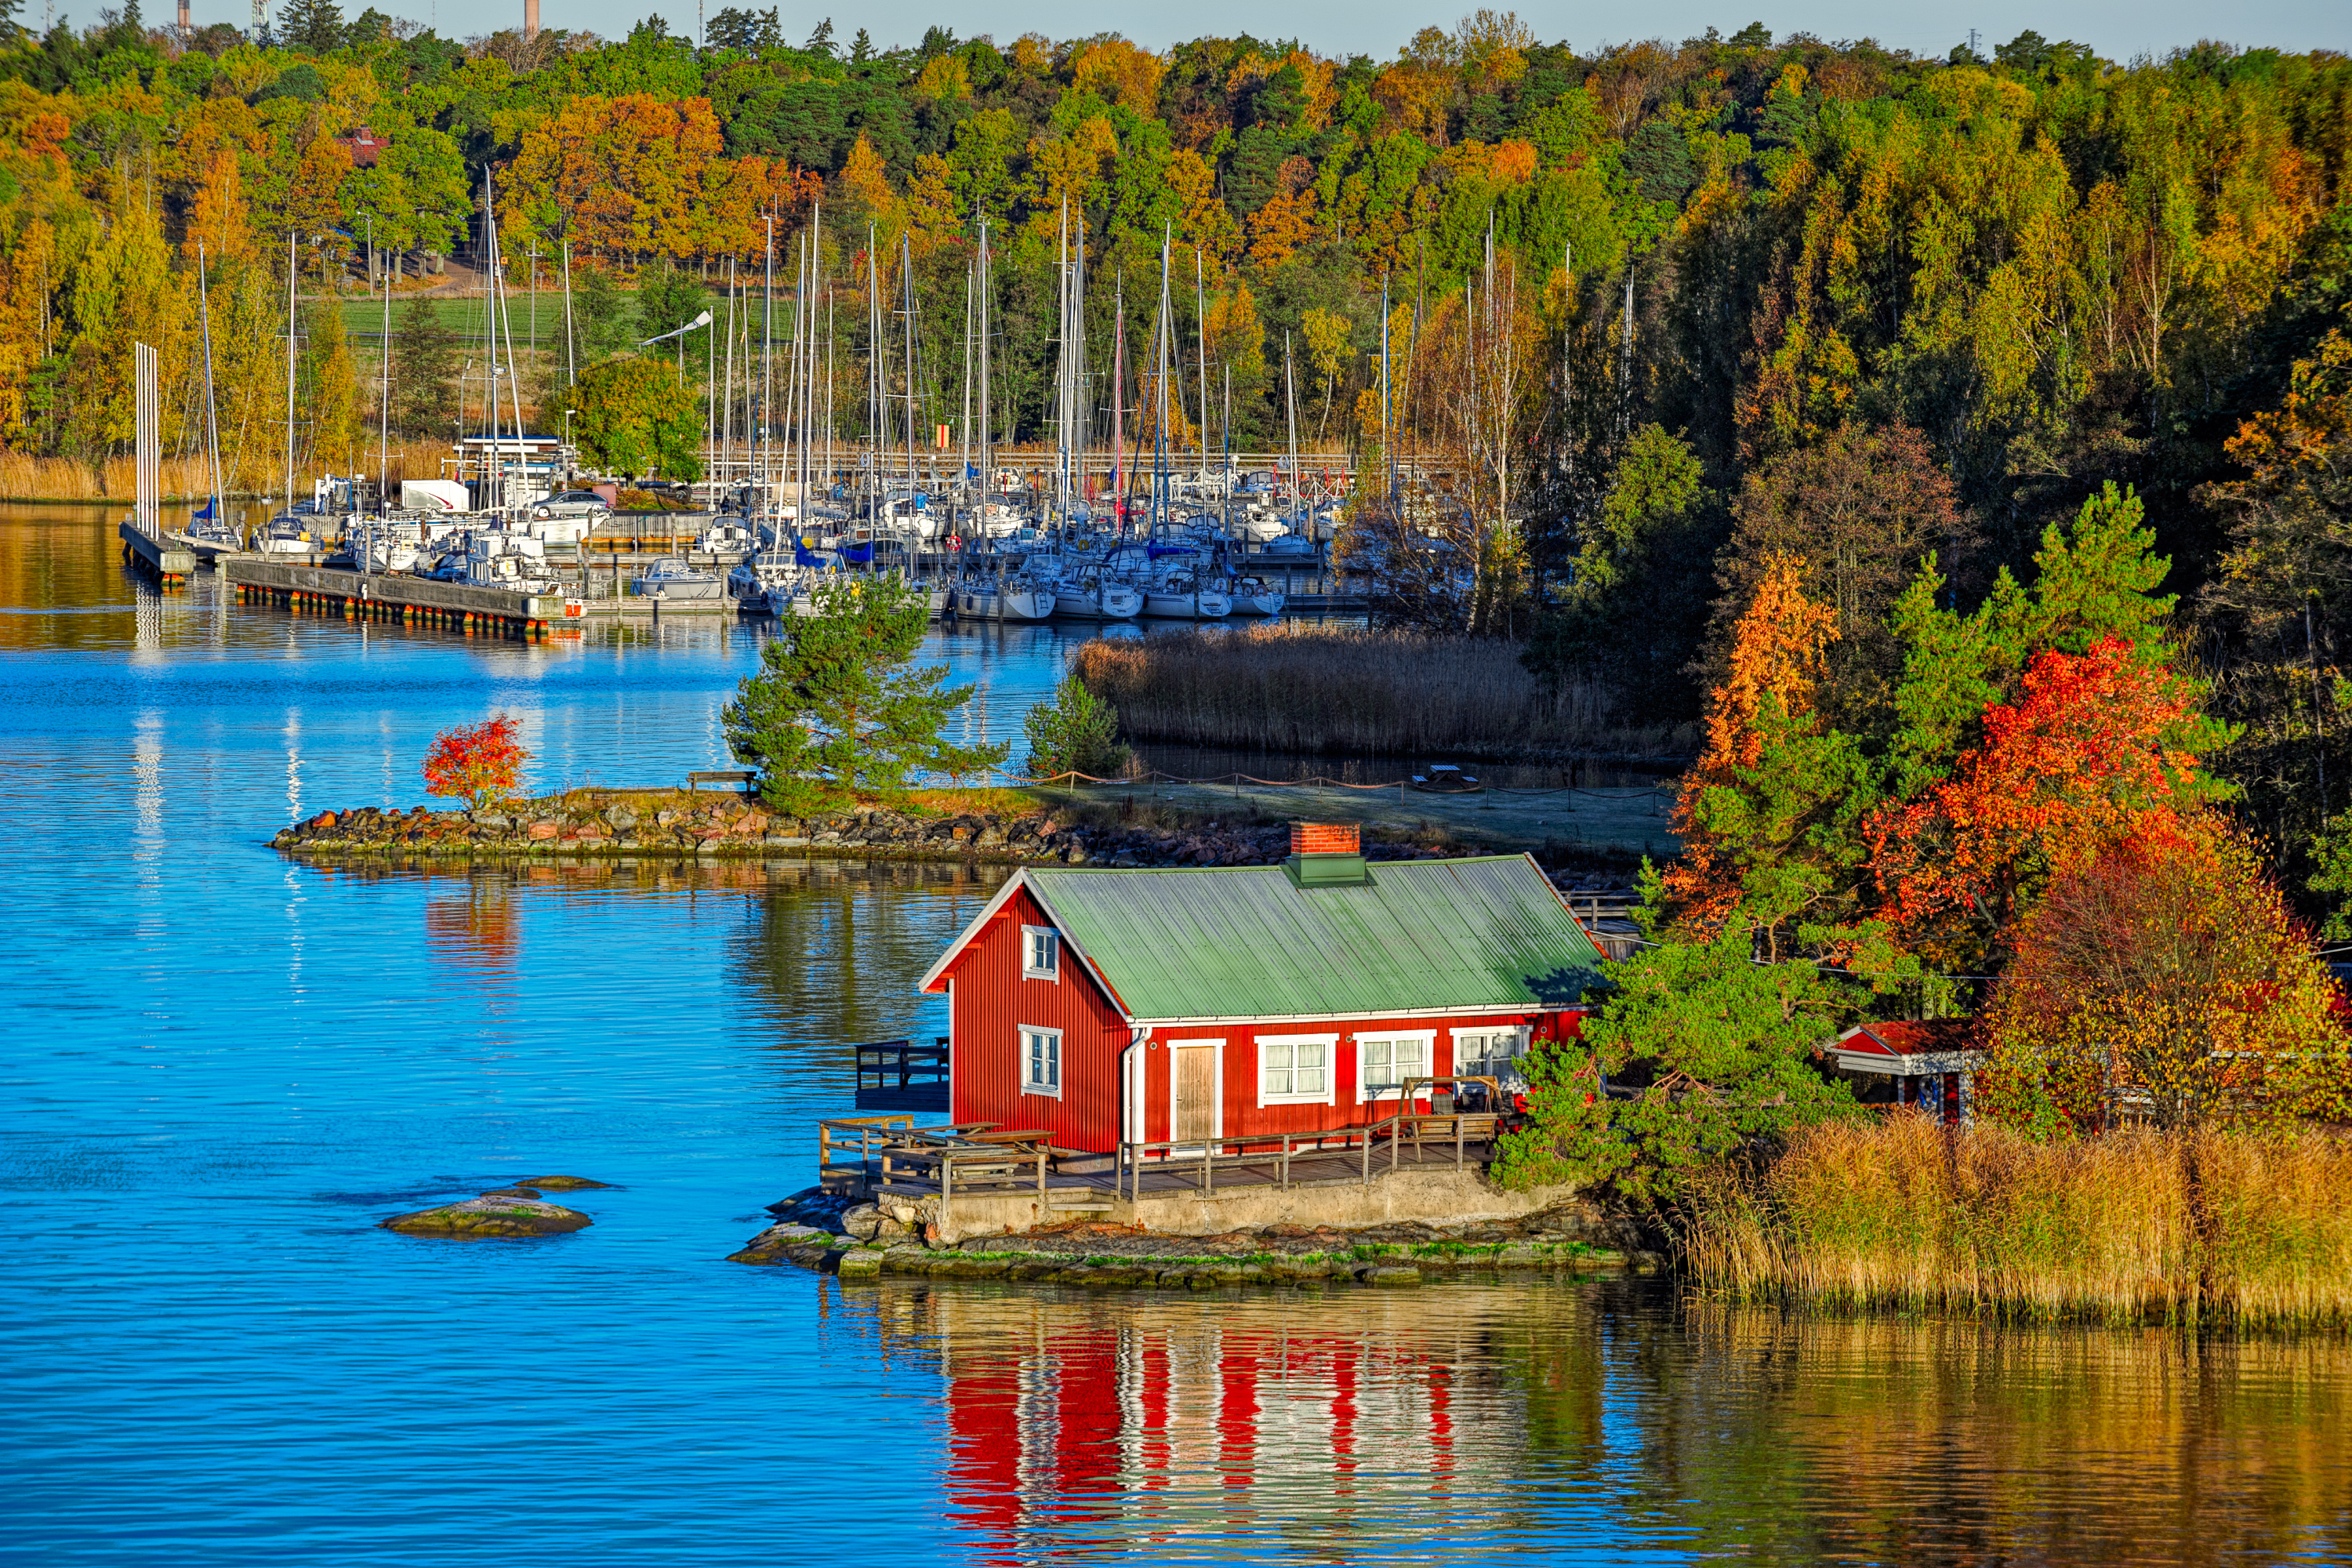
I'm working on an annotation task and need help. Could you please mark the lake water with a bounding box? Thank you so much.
[4,503,2349,1566]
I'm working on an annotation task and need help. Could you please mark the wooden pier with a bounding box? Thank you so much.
[118,518,195,586]
[223,556,571,640]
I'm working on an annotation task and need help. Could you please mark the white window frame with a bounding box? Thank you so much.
[1021,924,1060,981]
[1255,1033,1338,1107]
[1356,1030,1437,1104]
[1450,1025,1532,1087]
[1018,1024,1063,1099]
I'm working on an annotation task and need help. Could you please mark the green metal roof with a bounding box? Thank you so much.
[1025,855,1608,1024]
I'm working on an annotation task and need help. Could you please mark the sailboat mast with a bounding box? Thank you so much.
[1284,330,1298,535]
[1155,227,1171,533]
[960,250,971,541]
[761,214,774,517]
[1111,272,1123,532]
[721,257,735,484]
[901,228,916,514]
[561,238,576,389]
[1195,248,1209,484]
[1051,203,1068,524]
[867,226,882,516]
[1379,272,1390,499]
[284,230,296,515]
[377,233,390,509]
[976,215,991,523]
[198,243,224,523]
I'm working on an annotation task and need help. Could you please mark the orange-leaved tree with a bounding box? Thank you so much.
[1664,551,1859,930]
[423,715,531,809]
[1979,825,2350,1133]
[1865,634,2221,958]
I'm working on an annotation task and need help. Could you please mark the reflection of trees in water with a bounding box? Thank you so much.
[1621,1305,2352,1563]
[424,875,520,985]
[739,859,1007,1093]
[826,1281,2352,1562]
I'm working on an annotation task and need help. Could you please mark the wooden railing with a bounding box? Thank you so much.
[849,1036,951,1112]
[1111,1076,1506,1201]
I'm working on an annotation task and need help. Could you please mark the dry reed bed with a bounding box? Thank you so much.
[1686,1116,2352,1328]
[1075,622,1694,759]
[0,441,451,504]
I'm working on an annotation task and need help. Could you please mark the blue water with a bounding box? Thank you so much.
[5,506,2349,1566]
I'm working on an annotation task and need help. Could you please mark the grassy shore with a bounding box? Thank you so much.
[1686,1116,2352,1328]
[0,439,454,504]
[1076,622,1694,760]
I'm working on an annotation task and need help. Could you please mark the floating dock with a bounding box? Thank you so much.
[222,557,569,640]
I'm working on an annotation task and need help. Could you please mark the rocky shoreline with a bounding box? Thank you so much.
[728,1187,1657,1288]
[271,791,1462,869]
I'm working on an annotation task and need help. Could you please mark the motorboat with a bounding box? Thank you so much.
[760,573,820,617]
[633,556,725,601]
[463,530,557,593]
[255,507,326,558]
[1053,567,1142,621]
[694,519,760,557]
[1229,575,1285,615]
[728,556,797,610]
[1258,534,1317,559]
[953,567,1054,621]
[1142,566,1232,619]
[1411,764,1483,794]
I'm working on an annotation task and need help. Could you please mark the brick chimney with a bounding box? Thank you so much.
[1290,822,1359,856]
[1285,822,1368,886]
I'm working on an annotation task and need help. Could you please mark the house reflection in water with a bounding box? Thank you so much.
[907,1287,1557,1561]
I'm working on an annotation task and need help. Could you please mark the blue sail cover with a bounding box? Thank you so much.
[795,542,828,567]
[841,543,874,564]
[191,498,219,521]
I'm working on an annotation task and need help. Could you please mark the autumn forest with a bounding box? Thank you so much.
[5,9,2352,993]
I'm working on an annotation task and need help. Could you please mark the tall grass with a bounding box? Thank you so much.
[1075,622,1696,759]
[0,439,452,503]
[1686,1116,2352,1327]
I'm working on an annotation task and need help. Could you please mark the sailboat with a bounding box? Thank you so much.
[256,234,325,559]
[180,243,238,554]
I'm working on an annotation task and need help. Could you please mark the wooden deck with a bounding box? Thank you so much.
[818,1093,1508,1220]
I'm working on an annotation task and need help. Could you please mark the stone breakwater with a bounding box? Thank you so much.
[728,1188,1656,1288]
[270,793,1453,869]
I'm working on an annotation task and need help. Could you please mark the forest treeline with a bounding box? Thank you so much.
[3,8,2352,905]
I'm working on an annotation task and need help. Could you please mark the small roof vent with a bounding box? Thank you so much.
[1286,822,1368,887]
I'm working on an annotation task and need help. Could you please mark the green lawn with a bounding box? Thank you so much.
[334,296,573,352]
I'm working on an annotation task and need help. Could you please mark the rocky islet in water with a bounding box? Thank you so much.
[270,790,1477,869]
[378,1177,613,1238]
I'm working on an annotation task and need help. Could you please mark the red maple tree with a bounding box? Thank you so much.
[423,714,531,808]
[1866,635,2205,943]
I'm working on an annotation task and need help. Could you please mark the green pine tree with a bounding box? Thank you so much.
[391,307,459,438]
[723,578,1009,813]
[1022,675,1131,780]
[277,0,347,53]
[1491,893,1875,1206]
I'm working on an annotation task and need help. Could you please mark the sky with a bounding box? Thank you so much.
[165,0,2352,61]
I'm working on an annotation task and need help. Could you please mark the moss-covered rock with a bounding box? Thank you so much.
[380,1194,593,1238]
[516,1174,615,1191]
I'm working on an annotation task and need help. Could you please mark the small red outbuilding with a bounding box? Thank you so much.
[916,826,1611,1156]
[1831,1020,1985,1123]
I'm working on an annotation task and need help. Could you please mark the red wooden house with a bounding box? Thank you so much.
[916,824,1610,1155]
